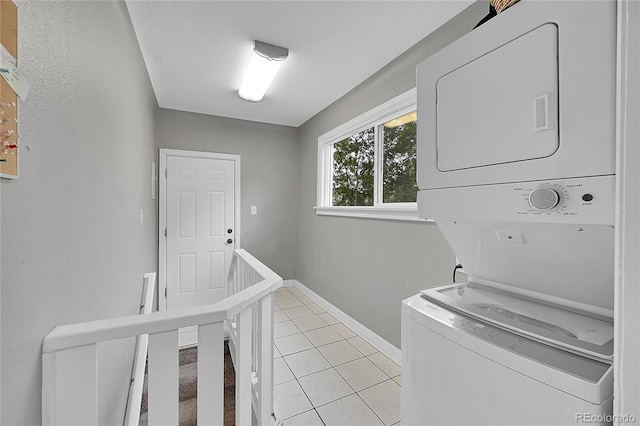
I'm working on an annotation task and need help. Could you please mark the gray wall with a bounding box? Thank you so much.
[155,109,299,280]
[1,2,157,425]
[295,2,488,348]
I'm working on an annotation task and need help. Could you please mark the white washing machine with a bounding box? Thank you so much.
[401,293,613,426]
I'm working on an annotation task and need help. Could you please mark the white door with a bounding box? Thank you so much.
[164,153,237,311]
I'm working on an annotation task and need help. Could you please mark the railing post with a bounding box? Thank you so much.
[125,272,157,426]
[148,330,179,426]
[197,322,224,426]
[42,352,54,426]
[258,292,275,424]
[236,305,253,426]
[45,344,98,425]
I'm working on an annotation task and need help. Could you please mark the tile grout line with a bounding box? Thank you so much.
[279,292,360,423]
[310,391,388,426]
[274,290,400,425]
[356,389,391,426]
[276,292,342,421]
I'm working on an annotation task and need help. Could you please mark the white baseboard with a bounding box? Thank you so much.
[290,279,401,366]
[282,279,296,287]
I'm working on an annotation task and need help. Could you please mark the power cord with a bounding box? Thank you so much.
[452,264,464,282]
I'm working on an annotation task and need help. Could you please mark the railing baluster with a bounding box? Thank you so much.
[236,305,253,426]
[258,292,274,424]
[197,322,224,425]
[252,301,259,372]
[148,330,179,426]
[50,344,98,425]
[232,256,239,295]
[236,259,240,293]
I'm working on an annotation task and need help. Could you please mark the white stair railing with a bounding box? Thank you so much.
[42,249,282,426]
[226,250,277,424]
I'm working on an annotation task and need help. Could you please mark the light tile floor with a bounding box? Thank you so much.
[273,286,401,426]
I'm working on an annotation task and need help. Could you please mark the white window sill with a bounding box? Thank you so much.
[314,206,434,222]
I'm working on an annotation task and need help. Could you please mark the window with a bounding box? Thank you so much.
[316,89,425,221]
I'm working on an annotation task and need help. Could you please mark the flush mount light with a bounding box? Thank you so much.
[238,40,289,103]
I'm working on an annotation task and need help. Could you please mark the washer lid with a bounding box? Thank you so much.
[403,294,613,404]
[421,282,613,361]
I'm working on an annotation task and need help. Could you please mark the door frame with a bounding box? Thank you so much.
[159,148,241,312]
[614,0,640,417]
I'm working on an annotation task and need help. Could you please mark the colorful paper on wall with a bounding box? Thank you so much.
[0,43,30,100]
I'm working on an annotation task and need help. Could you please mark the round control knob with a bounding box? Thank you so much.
[529,187,561,211]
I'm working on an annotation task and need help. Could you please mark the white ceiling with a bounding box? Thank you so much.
[125,1,474,127]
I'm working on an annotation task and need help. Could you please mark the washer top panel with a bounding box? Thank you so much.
[420,282,613,361]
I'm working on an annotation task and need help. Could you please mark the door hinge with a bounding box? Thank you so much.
[165,168,167,178]
[165,286,167,298]
[164,228,167,238]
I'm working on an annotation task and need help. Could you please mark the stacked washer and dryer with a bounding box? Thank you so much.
[402,1,617,425]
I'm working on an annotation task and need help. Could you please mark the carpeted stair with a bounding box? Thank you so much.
[139,341,236,426]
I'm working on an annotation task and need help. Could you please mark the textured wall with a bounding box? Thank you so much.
[295,2,488,349]
[155,109,299,280]
[1,2,157,424]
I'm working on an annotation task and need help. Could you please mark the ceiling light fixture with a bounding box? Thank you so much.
[238,40,289,103]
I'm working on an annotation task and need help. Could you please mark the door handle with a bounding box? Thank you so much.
[227,239,233,244]
[533,92,554,132]
[227,229,233,234]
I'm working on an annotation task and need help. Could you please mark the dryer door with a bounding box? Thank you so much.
[416,0,616,190]
[437,24,558,171]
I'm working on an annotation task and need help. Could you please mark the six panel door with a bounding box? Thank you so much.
[166,155,235,310]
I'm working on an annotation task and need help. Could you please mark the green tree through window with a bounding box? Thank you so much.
[332,127,375,206]
[382,120,418,203]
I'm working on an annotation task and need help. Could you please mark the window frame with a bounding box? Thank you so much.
[316,88,428,222]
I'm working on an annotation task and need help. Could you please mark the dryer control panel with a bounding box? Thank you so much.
[418,175,614,225]
[516,179,610,219]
